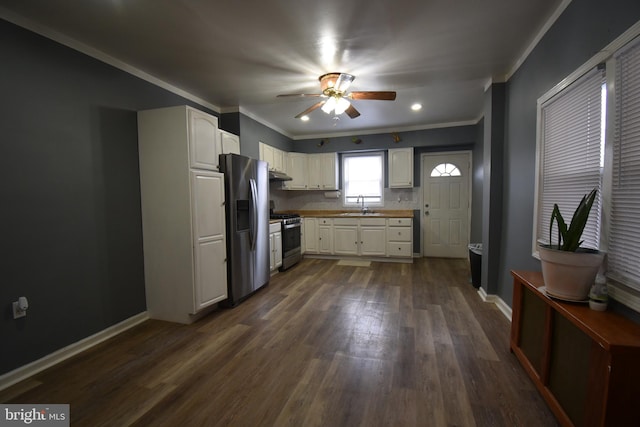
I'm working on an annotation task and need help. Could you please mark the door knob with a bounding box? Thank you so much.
[425,204,429,208]
[425,211,429,216]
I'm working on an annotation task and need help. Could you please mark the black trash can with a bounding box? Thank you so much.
[468,243,482,288]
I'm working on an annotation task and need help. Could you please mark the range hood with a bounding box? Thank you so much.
[268,170,293,181]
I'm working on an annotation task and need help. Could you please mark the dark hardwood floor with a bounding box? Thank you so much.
[1,258,558,426]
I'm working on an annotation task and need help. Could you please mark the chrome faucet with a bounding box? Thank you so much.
[357,194,368,214]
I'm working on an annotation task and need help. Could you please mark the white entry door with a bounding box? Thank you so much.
[422,152,471,258]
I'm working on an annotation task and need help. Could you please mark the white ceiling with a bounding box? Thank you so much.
[0,0,565,139]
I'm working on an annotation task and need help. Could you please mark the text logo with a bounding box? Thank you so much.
[1,405,69,426]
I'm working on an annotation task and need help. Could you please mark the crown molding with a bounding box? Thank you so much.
[290,119,479,141]
[505,0,573,81]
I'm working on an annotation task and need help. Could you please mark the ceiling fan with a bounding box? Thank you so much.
[277,73,396,119]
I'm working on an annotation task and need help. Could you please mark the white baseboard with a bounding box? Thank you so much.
[477,287,512,321]
[0,312,149,392]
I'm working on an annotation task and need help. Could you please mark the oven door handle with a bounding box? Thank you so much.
[282,222,301,230]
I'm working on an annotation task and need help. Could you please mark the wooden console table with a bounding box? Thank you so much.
[510,270,640,427]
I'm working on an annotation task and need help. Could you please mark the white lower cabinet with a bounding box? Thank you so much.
[333,222,359,255]
[304,218,318,253]
[359,224,387,256]
[303,216,412,261]
[387,218,413,257]
[191,171,228,311]
[300,218,305,255]
[269,222,282,272]
[318,219,333,254]
[333,218,386,256]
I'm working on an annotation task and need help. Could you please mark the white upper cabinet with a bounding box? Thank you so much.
[188,108,220,171]
[260,142,275,169]
[273,148,284,172]
[388,147,414,188]
[294,153,338,191]
[259,144,337,190]
[219,130,240,155]
[285,152,308,189]
[259,142,285,172]
[307,155,322,190]
[320,153,338,190]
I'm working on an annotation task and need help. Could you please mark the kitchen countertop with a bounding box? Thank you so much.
[281,209,414,218]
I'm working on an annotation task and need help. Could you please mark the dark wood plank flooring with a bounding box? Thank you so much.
[1,258,558,426]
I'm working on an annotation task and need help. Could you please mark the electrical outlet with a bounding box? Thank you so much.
[12,301,26,319]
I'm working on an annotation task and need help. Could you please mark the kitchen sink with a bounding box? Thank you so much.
[338,212,381,216]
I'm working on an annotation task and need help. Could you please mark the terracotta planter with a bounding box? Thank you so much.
[538,245,604,301]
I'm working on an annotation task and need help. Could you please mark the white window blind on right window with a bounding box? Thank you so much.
[537,67,604,250]
[609,39,640,292]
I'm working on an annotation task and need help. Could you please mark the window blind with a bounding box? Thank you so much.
[343,153,384,205]
[609,39,640,292]
[537,67,605,250]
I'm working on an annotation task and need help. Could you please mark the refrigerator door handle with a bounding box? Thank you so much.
[249,178,258,251]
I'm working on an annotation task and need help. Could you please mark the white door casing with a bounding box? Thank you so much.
[422,152,471,258]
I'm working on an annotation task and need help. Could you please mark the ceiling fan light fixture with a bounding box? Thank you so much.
[319,73,339,92]
[334,73,355,92]
[321,96,337,113]
[334,97,351,115]
[300,115,310,121]
[279,72,394,120]
[411,103,423,111]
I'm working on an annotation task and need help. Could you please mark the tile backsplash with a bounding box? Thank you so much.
[269,183,421,211]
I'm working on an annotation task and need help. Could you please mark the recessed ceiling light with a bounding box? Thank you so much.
[411,103,422,111]
[300,115,310,122]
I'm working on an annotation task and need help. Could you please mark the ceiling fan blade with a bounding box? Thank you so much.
[348,91,396,101]
[334,73,355,92]
[277,93,323,98]
[294,101,325,118]
[345,104,361,119]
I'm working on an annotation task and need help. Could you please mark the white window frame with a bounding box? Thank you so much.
[533,21,640,312]
[533,67,605,252]
[342,151,385,208]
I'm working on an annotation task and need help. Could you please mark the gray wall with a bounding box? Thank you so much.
[499,0,640,307]
[294,126,475,154]
[471,118,484,243]
[239,113,293,159]
[0,19,218,375]
[482,84,506,295]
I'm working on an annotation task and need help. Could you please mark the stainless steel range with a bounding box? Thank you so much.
[270,213,301,271]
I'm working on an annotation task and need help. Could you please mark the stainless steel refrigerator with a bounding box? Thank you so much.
[219,154,270,306]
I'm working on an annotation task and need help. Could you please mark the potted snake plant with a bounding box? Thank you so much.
[538,188,605,301]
